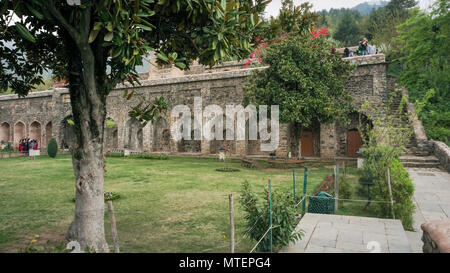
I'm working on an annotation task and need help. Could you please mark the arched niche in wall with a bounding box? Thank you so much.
[105,118,119,149]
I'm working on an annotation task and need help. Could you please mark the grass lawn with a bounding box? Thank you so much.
[0,154,369,253]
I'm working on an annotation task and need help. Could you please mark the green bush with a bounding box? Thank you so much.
[239,181,303,252]
[129,154,169,160]
[105,152,124,157]
[72,191,121,203]
[358,147,415,230]
[47,138,58,158]
[338,176,353,208]
[372,158,415,230]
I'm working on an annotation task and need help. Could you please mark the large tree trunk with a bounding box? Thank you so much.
[289,122,301,158]
[64,32,109,252]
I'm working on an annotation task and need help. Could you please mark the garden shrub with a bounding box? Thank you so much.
[72,191,120,203]
[129,154,169,160]
[358,146,415,230]
[372,158,415,230]
[313,175,335,195]
[47,138,58,158]
[105,152,124,157]
[104,192,121,201]
[338,176,353,207]
[356,90,415,230]
[239,181,303,252]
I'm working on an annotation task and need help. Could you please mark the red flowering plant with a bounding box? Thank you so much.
[313,175,335,195]
[312,28,328,39]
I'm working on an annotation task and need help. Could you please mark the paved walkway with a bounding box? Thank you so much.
[280,213,412,253]
[280,168,450,253]
[405,168,450,253]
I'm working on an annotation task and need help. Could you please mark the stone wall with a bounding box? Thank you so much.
[432,141,450,173]
[421,219,450,253]
[0,54,397,158]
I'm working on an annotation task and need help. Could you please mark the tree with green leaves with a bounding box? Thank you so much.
[265,1,318,40]
[357,90,415,230]
[366,0,417,57]
[0,0,268,252]
[243,31,353,157]
[393,0,450,144]
[333,11,361,46]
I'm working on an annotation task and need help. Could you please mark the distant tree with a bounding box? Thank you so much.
[0,0,268,252]
[367,0,417,57]
[333,12,362,46]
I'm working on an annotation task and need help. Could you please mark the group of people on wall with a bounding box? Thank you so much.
[18,138,39,156]
[343,38,377,58]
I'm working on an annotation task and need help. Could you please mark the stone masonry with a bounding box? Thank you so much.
[0,54,396,158]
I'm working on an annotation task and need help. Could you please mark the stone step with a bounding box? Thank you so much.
[402,162,441,168]
[400,155,441,168]
[280,213,413,253]
[399,155,440,163]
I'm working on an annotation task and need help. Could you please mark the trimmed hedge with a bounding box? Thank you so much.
[47,138,58,158]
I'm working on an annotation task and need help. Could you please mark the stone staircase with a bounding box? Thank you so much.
[280,213,414,253]
[399,155,441,169]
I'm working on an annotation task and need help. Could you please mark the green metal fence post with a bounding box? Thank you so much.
[268,179,272,253]
[302,167,308,216]
[292,168,296,203]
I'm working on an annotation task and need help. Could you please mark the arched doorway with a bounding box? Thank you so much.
[210,129,236,154]
[14,122,25,149]
[105,118,119,149]
[210,116,236,154]
[45,122,52,148]
[152,117,171,152]
[301,131,314,156]
[0,122,10,143]
[178,129,201,153]
[246,118,259,155]
[61,116,75,149]
[300,124,320,157]
[347,129,363,157]
[125,118,143,151]
[30,121,42,146]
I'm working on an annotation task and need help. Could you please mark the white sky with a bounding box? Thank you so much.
[264,0,436,17]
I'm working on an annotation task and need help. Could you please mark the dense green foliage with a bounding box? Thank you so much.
[392,0,450,144]
[366,0,417,55]
[317,0,416,51]
[47,138,58,158]
[358,91,415,230]
[333,11,362,46]
[317,8,363,46]
[265,1,318,40]
[239,180,303,252]
[244,34,353,126]
[359,148,415,230]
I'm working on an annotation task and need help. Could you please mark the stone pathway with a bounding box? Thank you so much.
[405,168,450,253]
[280,213,412,253]
[280,168,450,253]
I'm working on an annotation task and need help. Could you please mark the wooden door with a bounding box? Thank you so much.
[301,131,314,157]
[347,130,363,157]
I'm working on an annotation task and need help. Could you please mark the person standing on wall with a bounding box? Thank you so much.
[361,38,368,56]
[368,42,377,55]
[344,47,350,58]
